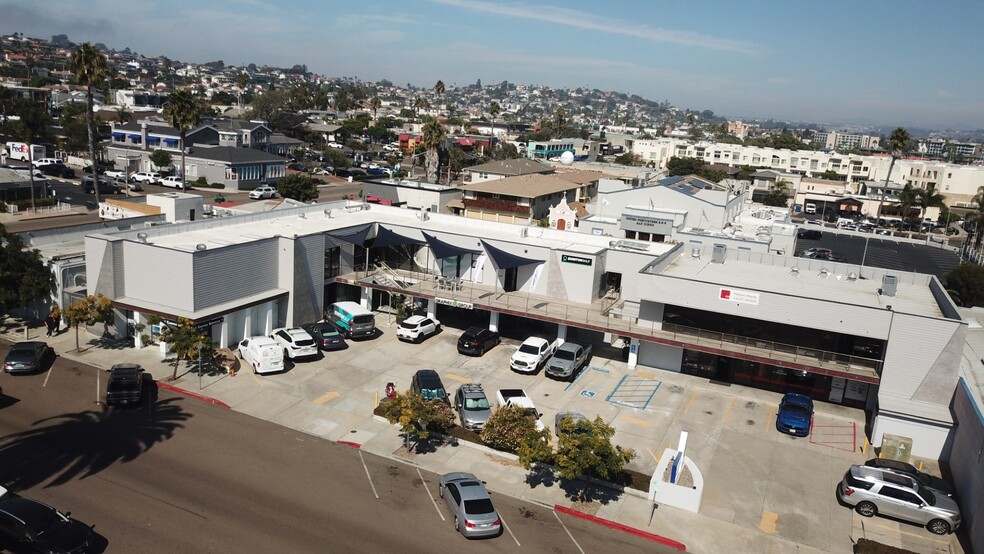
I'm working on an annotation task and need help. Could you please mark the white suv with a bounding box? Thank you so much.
[249,185,277,199]
[269,327,319,361]
[396,315,440,343]
[160,176,187,189]
[131,171,161,184]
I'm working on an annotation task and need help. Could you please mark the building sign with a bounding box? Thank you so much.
[621,213,674,235]
[435,297,474,310]
[719,288,760,305]
[561,254,592,266]
[162,316,224,330]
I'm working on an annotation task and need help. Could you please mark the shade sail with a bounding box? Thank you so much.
[327,223,372,245]
[422,232,480,259]
[371,225,425,248]
[481,240,543,269]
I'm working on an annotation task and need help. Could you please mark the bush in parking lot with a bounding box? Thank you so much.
[379,390,454,448]
[553,417,635,500]
[480,406,542,453]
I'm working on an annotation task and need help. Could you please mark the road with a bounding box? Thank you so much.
[0,344,671,553]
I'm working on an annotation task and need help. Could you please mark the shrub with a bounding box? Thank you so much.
[480,406,541,453]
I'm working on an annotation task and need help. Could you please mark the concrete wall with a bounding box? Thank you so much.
[943,379,984,553]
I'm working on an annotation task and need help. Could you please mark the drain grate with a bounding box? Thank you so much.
[606,376,662,410]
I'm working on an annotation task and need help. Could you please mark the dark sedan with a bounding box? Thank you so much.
[41,163,76,178]
[301,322,347,351]
[3,341,53,374]
[456,327,501,356]
[0,488,94,553]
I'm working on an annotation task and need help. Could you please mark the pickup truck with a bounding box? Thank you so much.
[545,342,592,381]
[510,337,562,373]
[105,363,144,406]
[495,388,545,431]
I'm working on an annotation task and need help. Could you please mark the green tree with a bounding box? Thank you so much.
[275,174,320,202]
[370,96,381,121]
[149,149,173,172]
[71,43,112,206]
[62,293,114,352]
[149,315,213,380]
[876,127,912,221]
[236,72,250,110]
[666,156,707,176]
[914,187,946,226]
[163,88,202,191]
[613,152,642,166]
[412,96,429,121]
[58,103,89,154]
[763,178,791,207]
[944,264,984,308]
[115,106,132,124]
[0,223,55,324]
[897,184,919,223]
[422,118,446,184]
[379,390,455,449]
[494,143,520,161]
[433,80,445,114]
[480,406,542,453]
[488,101,501,146]
[966,187,984,250]
[554,416,635,501]
[11,100,51,211]
[819,169,843,181]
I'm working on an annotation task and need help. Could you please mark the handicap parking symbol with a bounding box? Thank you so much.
[580,390,596,398]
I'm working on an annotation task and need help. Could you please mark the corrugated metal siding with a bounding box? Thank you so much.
[635,274,893,339]
[291,234,325,325]
[880,313,959,399]
[123,243,195,311]
[112,241,125,298]
[193,239,279,311]
[944,380,984,552]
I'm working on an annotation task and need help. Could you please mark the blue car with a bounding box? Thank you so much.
[776,392,814,437]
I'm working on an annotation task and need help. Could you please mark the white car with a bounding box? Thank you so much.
[130,171,161,184]
[249,185,277,199]
[327,142,344,149]
[160,176,187,189]
[269,327,319,360]
[397,315,440,343]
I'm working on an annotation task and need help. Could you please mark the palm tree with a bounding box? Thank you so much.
[236,72,250,110]
[412,96,428,121]
[71,43,111,206]
[115,106,132,124]
[421,118,446,184]
[968,187,984,251]
[489,101,501,148]
[896,184,919,225]
[13,105,49,212]
[875,127,912,222]
[370,96,381,122]
[555,107,567,130]
[915,187,946,226]
[434,80,445,114]
[163,88,201,192]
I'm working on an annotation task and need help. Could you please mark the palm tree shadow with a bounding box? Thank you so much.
[0,396,191,490]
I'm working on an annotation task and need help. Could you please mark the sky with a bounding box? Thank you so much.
[3,0,983,130]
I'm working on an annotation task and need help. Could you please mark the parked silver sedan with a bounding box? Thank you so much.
[438,472,502,539]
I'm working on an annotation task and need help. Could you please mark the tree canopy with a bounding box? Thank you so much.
[0,224,55,323]
[944,264,984,308]
[275,174,320,202]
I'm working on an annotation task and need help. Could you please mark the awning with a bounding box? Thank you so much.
[481,240,543,269]
[423,232,480,259]
[163,138,179,144]
[326,223,372,245]
[111,132,124,138]
[128,133,141,140]
[456,137,475,146]
[147,136,161,142]
[371,225,425,248]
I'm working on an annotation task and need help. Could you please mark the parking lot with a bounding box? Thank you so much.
[175,314,962,554]
[795,229,960,279]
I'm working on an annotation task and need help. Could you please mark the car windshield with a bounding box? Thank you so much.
[917,485,937,506]
[555,350,576,360]
[518,344,540,355]
[782,404,811,415]
[463,498,495,516]
[399,321,419,330]
[20,505,68,537]
[294,338,315,347]
[316,325,339,337]
[8,348,34,358]
[464,397,490,410]
[420,387,446,400]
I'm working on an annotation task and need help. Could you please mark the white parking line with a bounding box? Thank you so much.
[499,513,520,546]
[553,510,585,554]
[357,450,379,499]
[417,468,445,521]
[43,365,53,388]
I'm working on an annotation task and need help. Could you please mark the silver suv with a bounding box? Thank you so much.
[453,384,491,432]
[837,465,960,535]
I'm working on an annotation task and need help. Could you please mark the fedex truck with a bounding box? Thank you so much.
[5,142,46,163]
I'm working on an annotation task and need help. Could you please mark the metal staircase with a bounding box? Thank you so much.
[373,262,412,289]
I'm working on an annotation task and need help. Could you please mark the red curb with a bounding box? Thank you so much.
[156,381,232,409]
[337,441,362,449]
[554,504,686,551]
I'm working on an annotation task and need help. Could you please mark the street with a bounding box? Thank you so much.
[0,345,671,553]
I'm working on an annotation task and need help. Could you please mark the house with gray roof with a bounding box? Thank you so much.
[461,158,553,185]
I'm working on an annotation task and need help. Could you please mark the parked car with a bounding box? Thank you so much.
[249,185,277,199]
[301,322,347,351]
[130,171,161,184]
[237,336,285,374]
[801,247,831,258]
[32,157,62,168]
[797,229,822,240]
[81,174,120,195]
[439,472,502,539]
[287,163,307,172]
[3,341,53,374]
[545,342,592,381]
[837,464,960,535]
[103,169,127,180]
[105,363,144,406]
[334,168,366,179]
[456,327,500,356]
[454,384,492,432]
[160,176,186,189]
[327,141,344,149]
[269,327,319,361]
[495,388,545,431]
[0,486,94,553]
[555,411,588,436]
[509,337,561,373]
[397,315,440,343]
[411,369,449,405]
[119,177,142,191]
[863,458,955,497]
[40,162,75,178]
[776,392,813,437]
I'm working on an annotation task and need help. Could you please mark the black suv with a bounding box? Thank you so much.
[81,174,120,195]
[40,162,76,178]
[105,363,144,406]
[456,327,500,356]
[411,369,449,405]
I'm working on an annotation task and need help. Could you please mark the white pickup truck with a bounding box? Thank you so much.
[495,388,545,431]
[510,337,562,373]
[104,169,128,180]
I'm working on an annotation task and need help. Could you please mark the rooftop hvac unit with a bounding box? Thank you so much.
[690,245,701,259]
[711,244,726,264]
[881,274,898,297]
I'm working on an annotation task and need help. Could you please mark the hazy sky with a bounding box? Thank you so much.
[3,0,983,129]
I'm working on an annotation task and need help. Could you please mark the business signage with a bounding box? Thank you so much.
[435,297,474,310]
[718,288,759,306]
[621,214,674,235]
[162,316,224,330]
[561,254,592,266]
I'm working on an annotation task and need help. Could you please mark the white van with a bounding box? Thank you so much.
[237,336,285,374]
[804,203,817,214]
[5,142,46,162]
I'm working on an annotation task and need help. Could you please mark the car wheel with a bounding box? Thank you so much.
[927,519,950,535]
[454,515,460,532]
[855,501,877,518]
[439,485,444,498]
[479,346,485,357]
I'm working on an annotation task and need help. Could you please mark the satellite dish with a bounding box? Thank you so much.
[559,151,575,165]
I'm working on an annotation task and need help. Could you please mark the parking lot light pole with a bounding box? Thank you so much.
[861,235,871,267]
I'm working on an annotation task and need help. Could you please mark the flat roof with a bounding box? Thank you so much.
[660,253,943,318]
